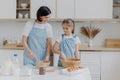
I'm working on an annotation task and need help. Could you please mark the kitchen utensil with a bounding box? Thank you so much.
[39,67,46,75]
[36,61,50,68]
[62,58,80,68]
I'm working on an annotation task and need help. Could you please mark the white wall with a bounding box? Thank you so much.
[0,21,120,47]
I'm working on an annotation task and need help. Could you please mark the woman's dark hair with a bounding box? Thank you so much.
[62,18,75,34]
[36,6,51,22]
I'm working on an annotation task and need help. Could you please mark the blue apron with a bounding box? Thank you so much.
[24,22,47,66]
[58,34,76,67]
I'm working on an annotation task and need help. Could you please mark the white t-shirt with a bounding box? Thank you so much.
[56,35,81,44]
[22,21,53,38]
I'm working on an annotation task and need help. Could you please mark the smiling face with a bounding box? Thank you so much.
[40,14,51,23]
[62,23,74,35]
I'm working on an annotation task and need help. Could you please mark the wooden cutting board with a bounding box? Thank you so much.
[105,39,120,48]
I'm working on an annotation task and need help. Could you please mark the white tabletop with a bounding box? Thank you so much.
[0,67,91,80]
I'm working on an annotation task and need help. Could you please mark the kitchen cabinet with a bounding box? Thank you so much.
[16,0,30,19]
[0,0,16,19]
[30,0,56,19]
[101,52,120,80]
[80,51,101,80]
[80,51,120,80]
[57,0,74,18]
[75,0,113,18]
[0,50,24,66]
[113,0,120,18]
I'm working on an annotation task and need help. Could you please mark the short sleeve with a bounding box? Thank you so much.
[46,24,53,38]
[22,21,33,37]
[75,36,81,44]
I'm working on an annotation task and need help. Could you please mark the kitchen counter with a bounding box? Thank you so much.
[79,47,120,51]
[0,67,91,80]
[0,46,120,51]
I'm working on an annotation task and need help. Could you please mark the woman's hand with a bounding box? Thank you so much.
[44,56,50,62]
[28,52,35,59]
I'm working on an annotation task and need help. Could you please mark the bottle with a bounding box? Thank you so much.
[11,53,20,75]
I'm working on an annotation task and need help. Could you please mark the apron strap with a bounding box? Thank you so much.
[62,34,64,40]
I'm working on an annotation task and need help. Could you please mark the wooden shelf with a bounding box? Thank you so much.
[17,8,30,11]
[16,0,30,19]
[49,18,120,22]
[113,4,120,7]
[0,18,120,22]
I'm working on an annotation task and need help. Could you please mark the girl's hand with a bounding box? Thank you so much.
[28,52,35,59]
[61,52,66,60]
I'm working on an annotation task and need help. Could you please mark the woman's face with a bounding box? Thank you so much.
[40,14,51,23]
[62,23,73,35]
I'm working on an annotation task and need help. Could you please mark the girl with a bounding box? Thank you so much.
[53,18,80,67]
[22,6,52,66]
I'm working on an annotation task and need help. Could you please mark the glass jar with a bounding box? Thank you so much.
[39,67,46,75]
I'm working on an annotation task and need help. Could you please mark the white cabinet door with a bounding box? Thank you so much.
[57,0,74,18]
[75,0,112,18]
[31,0,56,18]
[80,51,101,80]
[0,50,24,66]
[101,52,120,80]
[0,0,16,19]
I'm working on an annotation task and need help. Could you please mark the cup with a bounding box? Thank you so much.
[18,13,23,19]
[39,67,46,75]
[24,13,29,18]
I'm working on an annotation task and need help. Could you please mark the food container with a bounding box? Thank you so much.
[62,58,80,68]
[39,67,46,75]
[20,3,28,9]
[36,61,50,75]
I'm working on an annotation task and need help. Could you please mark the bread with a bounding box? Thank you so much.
[67,66,84,72]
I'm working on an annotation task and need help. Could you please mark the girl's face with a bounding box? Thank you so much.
[40,14,51,23]
[62,23,73,35]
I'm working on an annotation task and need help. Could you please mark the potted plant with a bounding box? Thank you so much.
[80,24,102,47]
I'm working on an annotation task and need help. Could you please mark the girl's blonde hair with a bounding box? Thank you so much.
[62,18,75,34]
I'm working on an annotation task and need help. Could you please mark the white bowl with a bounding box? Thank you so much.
[20,3,28,8]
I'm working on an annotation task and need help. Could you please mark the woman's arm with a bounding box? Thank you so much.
[75,44,80,59]
[52,41,66,60]
[22,35,35,59]
[45,38,52,61]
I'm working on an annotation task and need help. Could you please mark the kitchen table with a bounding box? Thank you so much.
[0,67,91,80]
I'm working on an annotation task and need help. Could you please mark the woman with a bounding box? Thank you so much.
[22,6,53,66]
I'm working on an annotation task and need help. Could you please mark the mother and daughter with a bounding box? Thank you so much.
[22,6,80,67]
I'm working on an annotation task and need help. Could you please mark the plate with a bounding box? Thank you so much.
[61,66,89,76]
